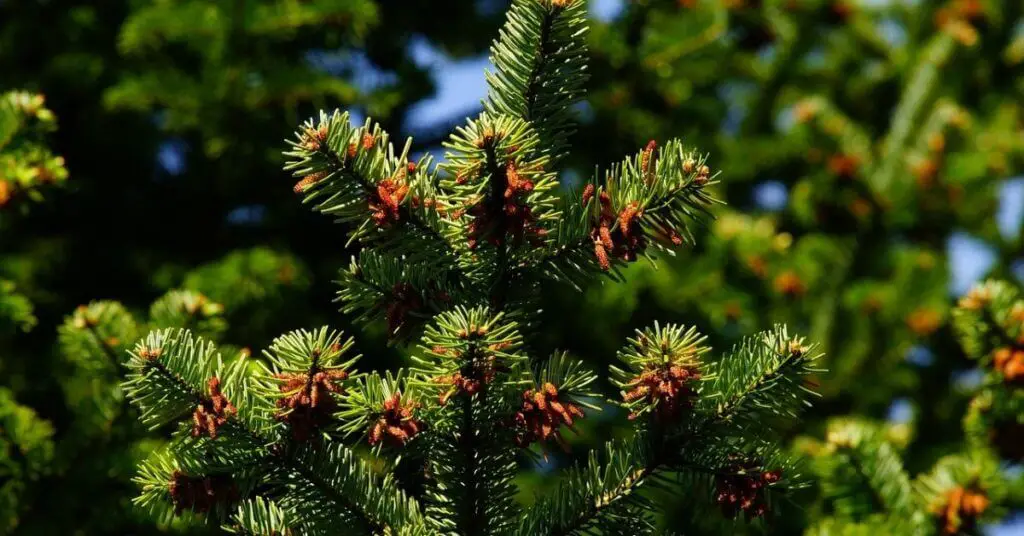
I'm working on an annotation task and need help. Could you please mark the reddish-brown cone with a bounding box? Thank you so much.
[623,363,701,421]
[588,191,656,270]
[368,178,410,227]
[368,394,422,447]
[466,160,543,249]
[301,124,328,151]
[168,471,238,515]
[581,183,596,206]
[191,377,236,439]
[275,368,349,441]
[513,382,584,449]
[715,459,782,520]
[294,171,328,193]
[432,341,511,405]
[641,140,657,183]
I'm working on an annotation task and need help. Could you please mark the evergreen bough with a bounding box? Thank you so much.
[121,2,824,533]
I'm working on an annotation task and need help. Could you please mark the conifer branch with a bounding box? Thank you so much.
[534,139,717,290]
[696,325,822,433]
[485,0,589,164]
[285,112,453,262]
[114,5,833,534]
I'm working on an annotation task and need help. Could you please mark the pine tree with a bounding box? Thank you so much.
[119,2,824,533]
[795,278,1023,535]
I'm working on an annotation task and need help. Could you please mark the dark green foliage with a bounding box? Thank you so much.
[0,388,54,533]
[0,0,501,531]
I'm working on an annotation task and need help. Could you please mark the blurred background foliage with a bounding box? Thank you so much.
[0,0,1021,534]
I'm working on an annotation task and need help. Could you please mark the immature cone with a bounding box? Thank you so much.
[466,159,542,249]
[641,140,657,183]
[301,124,328,151]
[432,342,508,405]
[934,486,989,535]
[588,190,649,270]
[368,394,422,447]
[191,377,236,439]
[714,459,782,520]
[168,471,238,515]
[368,178,410,226]
[623,363,701,421]
[275,366,349,441]
[513,382,584,449]
[294,171,328,193]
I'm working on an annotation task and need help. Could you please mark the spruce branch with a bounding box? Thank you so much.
[413,308,527,535]
[275,443,426,535]
[695,325,823,434]
[527,324,820,533]
[149,290,227,338]
[125,328,425,534]
[284,111,451,262]
[439,113,561,286]
[536,139,718,290]
[521,435,658,536]
[123,329,228,431]
[337,250,464,340]
[60,301,138,373]
[485,0,590,165]
[953,280,1023,363]
[262,327,358,442]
